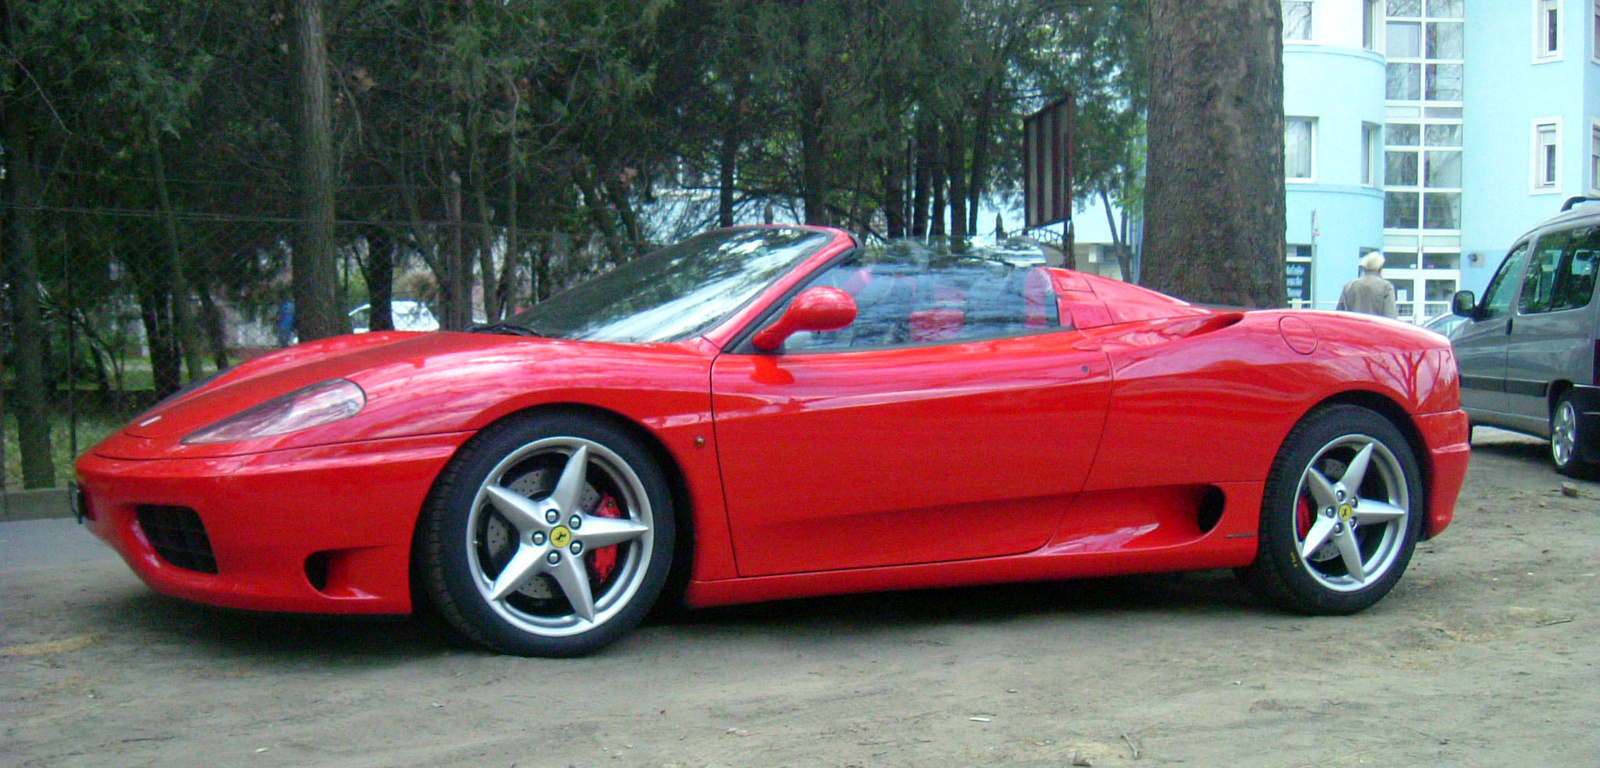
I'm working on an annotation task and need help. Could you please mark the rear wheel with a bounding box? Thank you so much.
[417,413,674,656]
[1237,405,1423,615]
[1551,392,1597,478]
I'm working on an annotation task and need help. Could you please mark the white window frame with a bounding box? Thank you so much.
[1361,123,1381,187]
[1362,0,1381,52]
[1592,0,1600,62]
[1532,117,1563,194]
[1536,0,1564,62]
[1590,117,1600,195]
[1283,0,1313,43]
[1286,117,1316,183]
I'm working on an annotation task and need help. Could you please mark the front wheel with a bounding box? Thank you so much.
[1237,405,1423,615]
[1551,392,1597,478]
[416,413,675,656]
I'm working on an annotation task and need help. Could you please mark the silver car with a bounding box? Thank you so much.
[1451,197,1600,477]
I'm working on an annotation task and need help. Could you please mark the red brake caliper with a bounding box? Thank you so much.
[588,495,622,583]
[1296,493,1314,539]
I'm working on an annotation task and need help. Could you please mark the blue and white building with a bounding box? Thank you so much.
[1270,0,1600,319]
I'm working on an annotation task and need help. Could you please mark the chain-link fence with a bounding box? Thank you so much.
[2,204,636,502]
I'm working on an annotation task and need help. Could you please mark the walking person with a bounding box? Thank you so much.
[1336,252,1398,318]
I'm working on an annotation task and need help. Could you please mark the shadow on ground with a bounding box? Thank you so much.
[78,569,1266,660]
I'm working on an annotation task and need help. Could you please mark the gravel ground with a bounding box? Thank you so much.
[2,428,1597,768]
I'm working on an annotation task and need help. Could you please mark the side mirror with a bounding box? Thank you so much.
[752,286,857,352]
[1451,290,1476,317]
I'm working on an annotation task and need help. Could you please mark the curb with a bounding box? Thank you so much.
[1,489,74,522]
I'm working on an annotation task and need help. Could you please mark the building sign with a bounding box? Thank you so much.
[1286,247,1313,307]
[1024,95,1073,229]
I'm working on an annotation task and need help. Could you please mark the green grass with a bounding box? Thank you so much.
[3,408,136,491]
[3,358,230,489]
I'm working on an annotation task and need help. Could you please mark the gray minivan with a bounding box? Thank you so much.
[1450,197,1600,477]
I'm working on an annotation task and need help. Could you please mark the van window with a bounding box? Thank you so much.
[1483,241,1530,319]
[1520,230,1572,314]
[1553,227,1599,311]
[1520,227,1600,314]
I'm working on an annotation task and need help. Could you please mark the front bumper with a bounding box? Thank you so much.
[75,432,470,614]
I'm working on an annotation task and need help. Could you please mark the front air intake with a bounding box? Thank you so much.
[135,505,218,574]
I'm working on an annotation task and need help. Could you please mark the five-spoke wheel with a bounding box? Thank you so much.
[1238,405,1423,615]
[417,413,674,656]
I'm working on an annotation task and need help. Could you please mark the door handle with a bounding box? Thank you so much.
[1505,318,1514,335]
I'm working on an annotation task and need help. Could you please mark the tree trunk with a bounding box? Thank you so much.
[361,226,395,331]
[1101,188,1134,283]
[883,158,906,239]
[500,109,523,316]
[148,127,209,381]
[195,282,230,370]
[798,74,829,226]
[1143,0,1287,307]
[602,172,644,253]
[946,118,968,242]
[911,133,930,238]
[576,169,625,261]
[0,139,55,488]
[930,138,947,240]
[442,170,472,330]
[133,266,182,399]
[719,134,738,228]
[291,0,345,340]
[968,81,997,236]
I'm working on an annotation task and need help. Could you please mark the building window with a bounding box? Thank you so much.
[1362,123,1381,186]
[1593,0,1600,61]
[1533,119,1562,192]
[1283,1,1313,41]
[1364,0,1381,50]
[1286,118,1315,181]
[1537,0,1563,61]
[1386,64,1420,100]
[1590,119,1600,195]
[1423,192,1461,229]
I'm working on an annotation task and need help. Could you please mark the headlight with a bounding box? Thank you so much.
[182,379,366,445]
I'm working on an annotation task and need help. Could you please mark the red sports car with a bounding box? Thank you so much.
[76,226,1471,656]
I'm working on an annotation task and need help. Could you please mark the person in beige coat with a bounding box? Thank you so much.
[1336,252,1398,318]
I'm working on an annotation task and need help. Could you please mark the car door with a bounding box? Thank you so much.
[1454,239,1531,419]
[709,248,1114,577]
[1504,225,1600,432]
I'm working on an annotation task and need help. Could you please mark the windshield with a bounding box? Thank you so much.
[506,227,834,342]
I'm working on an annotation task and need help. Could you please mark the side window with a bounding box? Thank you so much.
[782,248,1060,352]
[1552,226,1599,311]
[1519,230,1571,314]
[1482,241,1531,319]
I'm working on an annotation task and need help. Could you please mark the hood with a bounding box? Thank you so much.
[95,331,715,461]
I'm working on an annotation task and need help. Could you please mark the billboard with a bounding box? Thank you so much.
[1024,95,1074,229]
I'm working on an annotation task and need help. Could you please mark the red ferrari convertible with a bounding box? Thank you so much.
[76,226,1471,656]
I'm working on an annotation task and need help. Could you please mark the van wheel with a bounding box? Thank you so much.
[1551,392,1597,477]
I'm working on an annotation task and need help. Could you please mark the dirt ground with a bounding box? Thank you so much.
[3,428,1597,768]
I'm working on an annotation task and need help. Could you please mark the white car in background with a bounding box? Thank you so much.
[349,300,439,333]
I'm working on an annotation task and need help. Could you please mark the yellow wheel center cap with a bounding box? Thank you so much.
[1337,504,1354,522]
[551,526,572,548]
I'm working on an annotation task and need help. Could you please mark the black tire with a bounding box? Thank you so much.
[1236,405,1424,615]
[416,412,675,656]
[1551,392,1597,478]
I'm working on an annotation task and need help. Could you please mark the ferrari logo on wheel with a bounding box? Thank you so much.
[1337,504,1354,522]
[551,526,572,548]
